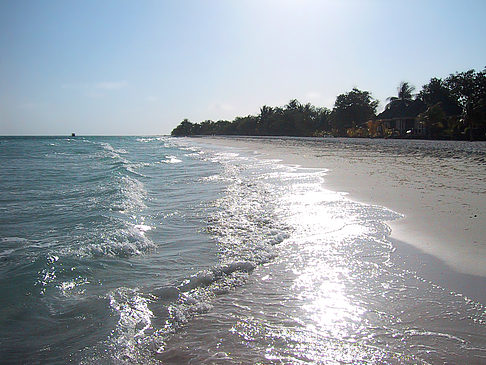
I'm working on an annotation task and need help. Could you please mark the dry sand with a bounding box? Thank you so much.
[194,136,486,301]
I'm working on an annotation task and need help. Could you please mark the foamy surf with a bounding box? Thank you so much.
[1,136,485,364]
[161,155,182,164]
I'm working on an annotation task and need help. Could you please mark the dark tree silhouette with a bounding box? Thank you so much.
[331,88,378,136]
[171,118,195,136]
[171,68,485,140]
[445,69,486,140]
[418,78,461,115]
[386,82,416,110]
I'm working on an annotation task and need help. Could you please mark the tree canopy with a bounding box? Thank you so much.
[331,88,378,136]
[386,82,416,110]
[171,99,332,137]
[418,78,461,116]
[171,67,486,140]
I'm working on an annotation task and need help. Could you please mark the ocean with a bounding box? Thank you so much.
[0,136,485,364]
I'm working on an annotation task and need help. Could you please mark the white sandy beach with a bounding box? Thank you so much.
[197,136,486,295]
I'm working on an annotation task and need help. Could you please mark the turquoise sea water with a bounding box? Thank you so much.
[1,136,485,364]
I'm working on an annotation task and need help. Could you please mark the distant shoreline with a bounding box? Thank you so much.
[172,69,486,141]
[181,133,486,141]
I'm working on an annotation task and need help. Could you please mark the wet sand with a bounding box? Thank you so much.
[195,136,486,302]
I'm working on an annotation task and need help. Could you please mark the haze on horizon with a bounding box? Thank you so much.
[1,0,485,136]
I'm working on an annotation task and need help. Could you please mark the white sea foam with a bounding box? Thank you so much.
[161,155,182,164]
[4,136,485,364]
[134,224,152,233]
[100,142,128,155]
[154,141,296,343]
[58,277,89,297]
[116,175,147,212]
[108,288,154,363]
[82,226,155,258]
[200,174,230,182]
[158,138,486,364]
[136,137,155,143]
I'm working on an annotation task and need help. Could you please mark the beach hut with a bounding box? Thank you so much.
[376,99,427,137]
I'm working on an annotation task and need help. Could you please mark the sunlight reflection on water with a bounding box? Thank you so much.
[159,140,486,364]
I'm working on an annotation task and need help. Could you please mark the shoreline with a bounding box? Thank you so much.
[390,236,486,303]
[193,135,486,303]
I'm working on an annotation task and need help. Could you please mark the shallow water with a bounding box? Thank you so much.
[1,136,485,364]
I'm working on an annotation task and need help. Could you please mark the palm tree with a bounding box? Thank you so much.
[258,105,273,135]
[386,82,416,109]
[259,105,273,120]
[285,99,302,111]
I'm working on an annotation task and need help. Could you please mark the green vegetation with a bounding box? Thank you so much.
[331,88,378,137]
[171,68,486,140]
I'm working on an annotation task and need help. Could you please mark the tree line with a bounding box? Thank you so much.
[171,68,486,140]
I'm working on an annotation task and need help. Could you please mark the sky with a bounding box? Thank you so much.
[0,0,485,135]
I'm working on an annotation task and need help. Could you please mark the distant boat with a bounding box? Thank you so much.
[71,133,76,137]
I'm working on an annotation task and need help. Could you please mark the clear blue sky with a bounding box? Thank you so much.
[1,0,485,135]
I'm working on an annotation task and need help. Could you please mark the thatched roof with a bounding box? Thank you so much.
[377,99,426,120]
